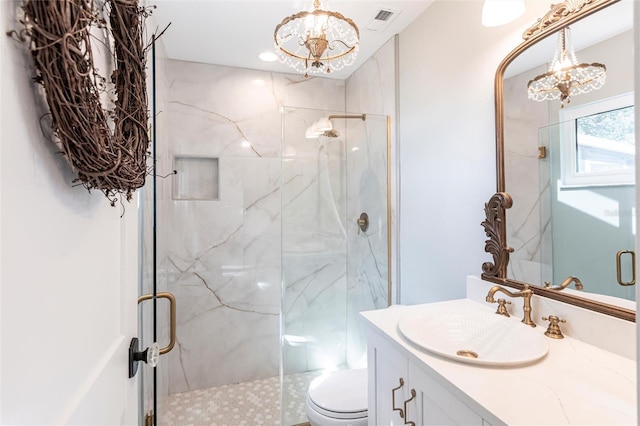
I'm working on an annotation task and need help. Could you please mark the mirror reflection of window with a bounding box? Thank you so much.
[559,92,635,187]
[576,106,635,173]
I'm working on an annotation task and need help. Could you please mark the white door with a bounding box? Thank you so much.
[1,0,139,423]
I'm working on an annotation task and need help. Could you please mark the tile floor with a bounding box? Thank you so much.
[160,371,320,426]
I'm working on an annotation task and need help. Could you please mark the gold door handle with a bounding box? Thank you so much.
[616,250,636,286]
[391,377,405,418]
[403,388,417,426]
[138,292,177,355]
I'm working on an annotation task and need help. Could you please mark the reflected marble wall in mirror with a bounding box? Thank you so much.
[488,0,636,320]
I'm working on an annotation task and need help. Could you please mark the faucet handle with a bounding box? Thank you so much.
[494,299,511,317]
[542,315,566,339]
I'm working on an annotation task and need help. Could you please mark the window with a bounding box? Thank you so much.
[559,92,635,186]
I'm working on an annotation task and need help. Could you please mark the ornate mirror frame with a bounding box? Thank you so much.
[483,0,636,322]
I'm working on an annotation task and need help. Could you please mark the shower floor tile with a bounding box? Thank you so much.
[160,371,320,426]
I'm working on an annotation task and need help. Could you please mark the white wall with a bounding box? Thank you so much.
[398,0,552,304]
[1,2,138,423]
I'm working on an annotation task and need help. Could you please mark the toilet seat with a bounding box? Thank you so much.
[306,368,368,421]
[306,393,367,420]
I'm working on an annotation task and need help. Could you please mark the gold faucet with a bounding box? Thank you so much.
[544,276,583,291]
[542,315,567,339]
[486,284,536,327]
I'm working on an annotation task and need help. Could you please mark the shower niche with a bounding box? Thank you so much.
[172,156,220,200]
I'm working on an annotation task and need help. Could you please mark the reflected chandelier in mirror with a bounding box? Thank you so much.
[527,27,607,106]
[483,0,635,322]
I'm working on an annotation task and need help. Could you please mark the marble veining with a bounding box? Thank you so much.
[504,63,552,285]
[168,100,264,158]
[159,60,346,394]
[155,42,396,413]
[344,37,396,367]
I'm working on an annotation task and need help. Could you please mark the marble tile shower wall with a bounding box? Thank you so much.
[282,106,349,374]
[503,64,551,285]
[345,37,397,367]
[159,59,345,393]
[282,38,398,376]
[343,117,390,367]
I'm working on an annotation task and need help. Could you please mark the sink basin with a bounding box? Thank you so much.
[398,309,549,366]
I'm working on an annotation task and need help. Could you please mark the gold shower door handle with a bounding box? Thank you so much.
[138,292,177,355]
[616,250,636,286]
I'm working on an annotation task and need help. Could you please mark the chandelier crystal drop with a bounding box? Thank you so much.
[527,27,606,107]
[274,0,360,77]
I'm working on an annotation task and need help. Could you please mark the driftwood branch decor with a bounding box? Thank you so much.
[8,0,152,205]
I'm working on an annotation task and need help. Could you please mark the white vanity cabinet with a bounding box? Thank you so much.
[367,329,488,426]
[408,360,486,425]
[368,329,408,425]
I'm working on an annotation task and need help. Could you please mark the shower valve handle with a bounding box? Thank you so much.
[357,212,369,234]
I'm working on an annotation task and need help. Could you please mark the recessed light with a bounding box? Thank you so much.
[259,51,278,62]
[482,0,525,27]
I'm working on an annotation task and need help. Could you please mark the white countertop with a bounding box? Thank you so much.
[361,299,637,426]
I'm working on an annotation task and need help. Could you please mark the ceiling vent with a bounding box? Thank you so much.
[365,7,401,32]
[374,10,393,21]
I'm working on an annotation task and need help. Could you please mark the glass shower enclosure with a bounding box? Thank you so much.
[281,107,391,425]
[144,99,391,425]
[539,119,635,301]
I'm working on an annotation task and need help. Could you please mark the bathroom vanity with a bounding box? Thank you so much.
[362,278,636,425]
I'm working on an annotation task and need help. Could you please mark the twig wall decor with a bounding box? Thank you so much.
[8,0,153,206]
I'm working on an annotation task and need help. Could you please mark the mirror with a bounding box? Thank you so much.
[484,0,636,321]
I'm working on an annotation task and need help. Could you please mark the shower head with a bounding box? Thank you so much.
[321,129,340,138]
[305,114,364,139]
[305,117,332,139]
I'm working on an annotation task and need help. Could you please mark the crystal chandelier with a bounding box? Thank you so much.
[274,0,359,77]
[527,27,606,107]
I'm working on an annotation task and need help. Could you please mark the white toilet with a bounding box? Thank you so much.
[305,368,368,426]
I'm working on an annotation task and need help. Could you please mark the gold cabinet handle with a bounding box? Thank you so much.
[138,292,176,355]
[403,388,417,426]
[616,250,636,286]
[391,377,405,418]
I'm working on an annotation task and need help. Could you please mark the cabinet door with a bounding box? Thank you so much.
[409,361,484,425]
[368,332,410,426]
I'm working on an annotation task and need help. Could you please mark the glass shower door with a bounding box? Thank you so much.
[540,118,636,301]
[137,37,176,425]
[280,107,390,425]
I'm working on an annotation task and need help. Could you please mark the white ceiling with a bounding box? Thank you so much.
[151,0,435,79]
